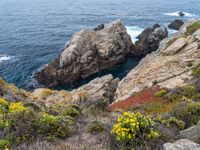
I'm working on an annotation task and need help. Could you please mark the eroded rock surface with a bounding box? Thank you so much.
[180,120,200,143]
[163,139,200,150]
[36,20,132,87]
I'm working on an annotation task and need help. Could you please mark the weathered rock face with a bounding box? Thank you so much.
[163,139,200,150]
[180,120,200,143]
[115,20,200,102]
[36,20,132,87]
[168,19,184,30]
[32,74,119,107]
[130,24,168,56]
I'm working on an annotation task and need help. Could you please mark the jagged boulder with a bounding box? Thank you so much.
[130,24,168,56]
[36,20,132,87]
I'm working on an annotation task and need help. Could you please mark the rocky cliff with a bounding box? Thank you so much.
[115,19,200,102]
[36,20,132,87]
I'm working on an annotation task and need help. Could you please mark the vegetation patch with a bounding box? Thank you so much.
[154,89,168,97]
[88,120,104,133]
[111,112,159,149]
[192,64,200,77]
[169,101,200,128]
[108,86,162,111]
[186,21,200,34]
[0,97,77,149]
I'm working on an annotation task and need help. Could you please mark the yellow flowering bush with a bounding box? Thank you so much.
[111,112,159,147]
[37,112,74,138]
[0,98,9,114]
[9,102,29,113]
[0,98,9,107]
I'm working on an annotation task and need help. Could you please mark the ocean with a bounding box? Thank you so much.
[0,0,199,90]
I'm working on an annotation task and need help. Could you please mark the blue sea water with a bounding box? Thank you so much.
[0,0,199,90]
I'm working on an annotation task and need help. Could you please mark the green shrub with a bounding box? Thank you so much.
[180,85,200,99]
[63,106,80,117]
[186,21,200,34]
[161,117,185,129]
[37,112,74,138]
[88,120,104,133]
[192,64,200,77]
[0,139,10,150]
[170,101,200,128]
[155,90,168,97]
[111,112,159,149]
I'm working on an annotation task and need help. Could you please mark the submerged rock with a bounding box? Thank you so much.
[36,20,132,87]
[168,19,184,30]
[131,24,168,56]
[163,139,200,150]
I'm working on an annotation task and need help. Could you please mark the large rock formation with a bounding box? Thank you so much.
[114,19,200,102]
[130,24,168,56]
[168,19,184,30]
[36,20,132,87]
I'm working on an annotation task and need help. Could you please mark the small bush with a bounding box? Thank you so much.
[155,90,168,97]
[63,106,80,117]
[170,101,200,128]
[0,98,9,107]
[37,112,74,138]
[88,120,104,133]
[0,139,10,150]
[161,117,185,129]
[186,21,200,34]
[9,102,29,113]
[111,112,159,149]
[192,64,200,77]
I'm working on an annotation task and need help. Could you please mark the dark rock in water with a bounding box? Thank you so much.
[36,20,132,87]
[178,11,185,17]
[153,23,161,29]
[94,24,104,31]
[168,19,184,30]
[131,24,168,56]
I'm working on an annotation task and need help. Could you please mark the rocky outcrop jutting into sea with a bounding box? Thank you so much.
[36,20,132,87]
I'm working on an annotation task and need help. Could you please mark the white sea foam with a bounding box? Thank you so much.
[126,26,144,43]
[0,54,19,64]
[164,11,196,17]
[0,54,14,63]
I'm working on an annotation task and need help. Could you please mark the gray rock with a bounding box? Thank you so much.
[162,37,187,55]
[94,24,104,31]
[36,20,132,87]
[178,11,185,17]
[163,139,200,150]
[168,19,184,30]
[180,121,200,143]
[131,24,168,56]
